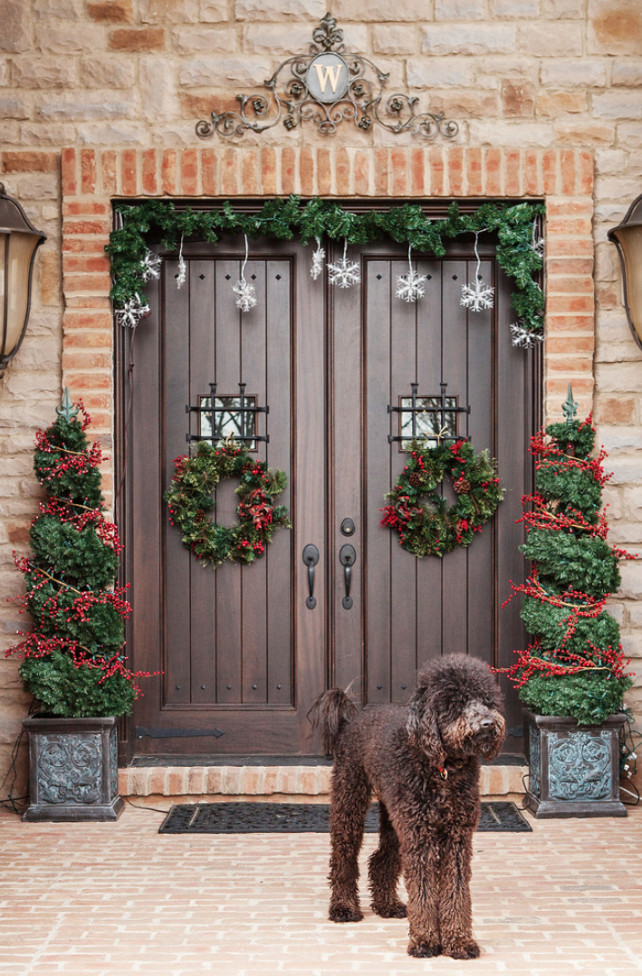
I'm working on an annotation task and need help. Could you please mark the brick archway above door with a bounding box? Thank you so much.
[60,144,596,491]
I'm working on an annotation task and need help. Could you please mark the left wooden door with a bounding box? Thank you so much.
[123,237,327,755]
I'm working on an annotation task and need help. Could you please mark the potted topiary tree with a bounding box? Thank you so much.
[8,391,152,821]
[501,389,634,818]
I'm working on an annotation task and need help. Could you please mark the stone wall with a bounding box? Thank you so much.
[1,0,641,796]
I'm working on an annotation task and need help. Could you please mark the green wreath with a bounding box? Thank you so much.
[165,440,290,567]
[380,439,505,558]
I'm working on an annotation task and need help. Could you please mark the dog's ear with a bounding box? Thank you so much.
[480,713,506,762]
[406,687,446,767]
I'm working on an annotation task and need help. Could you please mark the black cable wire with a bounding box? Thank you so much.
[0,726,28,815]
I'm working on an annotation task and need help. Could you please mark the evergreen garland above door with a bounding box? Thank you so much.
[107,196,546,348]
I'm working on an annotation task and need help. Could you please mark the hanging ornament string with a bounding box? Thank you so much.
[460,231,495,312]
[328,239,361,289]
[310,236,325,280]
[232,235,258,312]
[395,244,426,303]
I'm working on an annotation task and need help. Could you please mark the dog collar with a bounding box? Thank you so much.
[439,759,467,780]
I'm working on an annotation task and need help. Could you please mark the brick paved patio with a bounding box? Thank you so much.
[1,802,641,976]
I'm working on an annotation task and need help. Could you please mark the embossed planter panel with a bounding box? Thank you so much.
[523,709,627,818]
[22,716,123,822]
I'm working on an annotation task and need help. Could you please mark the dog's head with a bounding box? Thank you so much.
[406,654,505,767]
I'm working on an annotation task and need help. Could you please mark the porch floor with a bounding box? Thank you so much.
[1,802,641,975]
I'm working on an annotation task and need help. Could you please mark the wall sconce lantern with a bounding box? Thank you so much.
[0,183,47,376]
[608,194,642,349]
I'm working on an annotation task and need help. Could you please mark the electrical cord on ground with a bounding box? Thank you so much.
[125,797,171,816]
[0,727,28,815]
[620,711,641,806]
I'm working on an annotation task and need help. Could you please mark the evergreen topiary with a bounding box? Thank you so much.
[6,391,153,718]
[500,388,634,726]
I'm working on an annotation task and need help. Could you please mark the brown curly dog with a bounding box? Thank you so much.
[310,654,505,959]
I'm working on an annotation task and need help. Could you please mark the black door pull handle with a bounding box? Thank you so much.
[339,544,356,610]
[302,544,319,609]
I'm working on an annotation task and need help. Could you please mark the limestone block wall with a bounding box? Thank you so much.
[0,0,641,795]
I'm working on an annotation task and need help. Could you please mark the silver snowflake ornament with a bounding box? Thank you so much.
[140,250,161,282]
[395,269,426,303]
[233,277,258,312]
[509,322,543,349]
[328,256,361,288]
[116,293,150,329]
[460,277,495,312]
[328,240,361,289]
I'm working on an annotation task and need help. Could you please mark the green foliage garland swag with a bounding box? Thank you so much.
[498,397,634,725]
[107,197,545,345]
[165,440,290,568]
[6,394,153,718]
[380,439,505,558]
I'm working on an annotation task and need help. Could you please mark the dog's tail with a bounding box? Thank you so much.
[307,687,357,756]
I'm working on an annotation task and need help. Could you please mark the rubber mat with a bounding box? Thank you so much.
[159,800,531,833]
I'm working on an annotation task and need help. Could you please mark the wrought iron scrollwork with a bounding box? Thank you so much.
[195,14,459,141]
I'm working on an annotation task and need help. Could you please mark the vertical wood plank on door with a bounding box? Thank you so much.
[496,263,530,731]
[389,260,420,702]
[465,257,494,662]
[365,261,393,704]
[214,259,243,703]
[331,245,363,692]
[295,245,327,738]
[188,260,217,704]
[441,260,469,655]
[240,259,268,703]
[265,259,293,706]
[416,259,444,672]
[163,259,192,705]
[129,263,162,714]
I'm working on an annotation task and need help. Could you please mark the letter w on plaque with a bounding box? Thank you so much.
[306,53,349,103]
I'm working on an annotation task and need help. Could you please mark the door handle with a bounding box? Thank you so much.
[302,544,319,609]
[339,544,356,610]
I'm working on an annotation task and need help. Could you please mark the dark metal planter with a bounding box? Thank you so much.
[22,715,123,822]
[523,709,627,818]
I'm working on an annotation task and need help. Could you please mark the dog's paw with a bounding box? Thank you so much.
[407,941,441,958]
[329,905,364,923]
[443,939,481,960]
[372,901,407,919]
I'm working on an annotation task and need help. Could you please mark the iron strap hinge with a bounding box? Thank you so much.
[135,726,225,740]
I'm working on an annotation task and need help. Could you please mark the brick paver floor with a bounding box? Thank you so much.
[1,801,641,976]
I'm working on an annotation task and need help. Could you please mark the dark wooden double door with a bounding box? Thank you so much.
[123,226,537,757]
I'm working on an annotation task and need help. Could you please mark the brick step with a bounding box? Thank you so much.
[119,761,526,801]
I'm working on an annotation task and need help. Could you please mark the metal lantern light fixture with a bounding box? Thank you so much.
[608,194,642,349]
[0,183,46,376]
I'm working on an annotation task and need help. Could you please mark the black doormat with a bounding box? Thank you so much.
[159,800,531,834]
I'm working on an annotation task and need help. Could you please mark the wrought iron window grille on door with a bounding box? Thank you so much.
[186,382,269,446]
[388,382,470,446]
